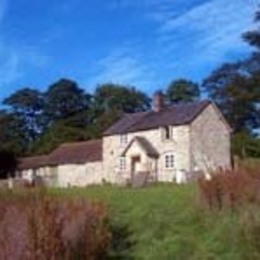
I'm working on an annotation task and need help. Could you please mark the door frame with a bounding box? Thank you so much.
[131,155,141,178]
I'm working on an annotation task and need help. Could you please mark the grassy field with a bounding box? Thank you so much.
[49,183,260,260]
[2,160,260,259]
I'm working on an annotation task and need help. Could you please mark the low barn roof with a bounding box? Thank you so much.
[18,155,48,170]
[48,139,102,165]
[104,100,211,136]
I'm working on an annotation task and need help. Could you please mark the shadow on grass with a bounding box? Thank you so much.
[107,222,135,260]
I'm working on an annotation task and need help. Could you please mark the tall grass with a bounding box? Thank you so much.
[198,164,260,259]
[0,189,110,260]
[198,165,260,210]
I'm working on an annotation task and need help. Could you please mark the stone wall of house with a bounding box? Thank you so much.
[19,167,48,183]
[190,104,231,174]
[103,125,191,183]
[19,162,103,187]
[19,169,35,183]
[53,161,103,187]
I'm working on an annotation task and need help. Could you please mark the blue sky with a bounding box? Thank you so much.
[0,0,258,101]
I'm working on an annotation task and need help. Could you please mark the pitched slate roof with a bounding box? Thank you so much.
[121,136,159,158]
[104,100,211,136]
[18,155,48,170]
[48,139,102,165]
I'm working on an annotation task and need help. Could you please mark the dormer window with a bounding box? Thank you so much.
[162,126,171,140]
[120,134,128,145]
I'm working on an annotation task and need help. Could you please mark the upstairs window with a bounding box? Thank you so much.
[120,134,128,145]
[164,153,175,169]
[162,126,171,140]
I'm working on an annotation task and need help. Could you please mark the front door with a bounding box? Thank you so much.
[131,156,141,178]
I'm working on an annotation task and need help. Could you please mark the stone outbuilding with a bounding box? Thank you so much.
[18,140,103,187]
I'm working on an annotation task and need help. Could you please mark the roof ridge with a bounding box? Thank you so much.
[59,139,102,147]
[19,154,48,160]
[167,99,211,108]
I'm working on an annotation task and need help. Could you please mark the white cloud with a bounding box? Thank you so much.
[0,44,50,86]
[88,45,157,90]
[108,0,183,10]
[90,0,258,90]
[107,0,204,22]
[0,51,21,85]
[158,0,256,61]
[21,46,50,68]
[0,0,21,86]
[105,0,258,85]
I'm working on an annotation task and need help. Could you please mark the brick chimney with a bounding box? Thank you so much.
[152,90,164,112]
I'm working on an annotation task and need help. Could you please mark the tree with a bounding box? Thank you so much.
[203,7,260,157]
[44,78,92,122]
[31,120,90,154]
[0,110,27,155]
[232,132,260,158]
[92,108,123,136]
[243,9,260,50]
[203,63,259,133]
[91,83,151,134]
[203,7,260,134]
[29,78,94,154]
[166,79,200,103]
[3,88,44,142]
[0,150,17,179]
[94,83,150,114]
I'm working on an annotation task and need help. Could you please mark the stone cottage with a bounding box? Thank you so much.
[17,92,231,186]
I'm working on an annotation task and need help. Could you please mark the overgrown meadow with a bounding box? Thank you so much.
[0,162,260,259]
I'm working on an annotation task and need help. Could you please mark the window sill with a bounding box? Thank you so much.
[118,170,128,174]
[161,139,174,143]
[164,168,175,171]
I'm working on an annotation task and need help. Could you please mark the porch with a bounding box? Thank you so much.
[119,136,160,187]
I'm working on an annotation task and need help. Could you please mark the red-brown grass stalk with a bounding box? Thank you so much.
[198,164,260,211]
[0,190,111,260]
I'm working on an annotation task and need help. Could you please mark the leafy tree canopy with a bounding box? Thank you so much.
[44,78,92,122]
[166,79,200,104]
[0,110,27,155]
[94,83,151,114]
[232,132,260,158]
[3,88,43,114]
[243,9,260,50]
[3,88,44,142]
[30,121,90,155]
[203,62,259,133]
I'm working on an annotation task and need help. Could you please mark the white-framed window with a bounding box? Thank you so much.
[119,157,126,170]
[162,126,172,140]
[164,153,175,169]
[120,134,128,145]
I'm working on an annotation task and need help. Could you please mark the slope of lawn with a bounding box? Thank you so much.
[50,184,259,260]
